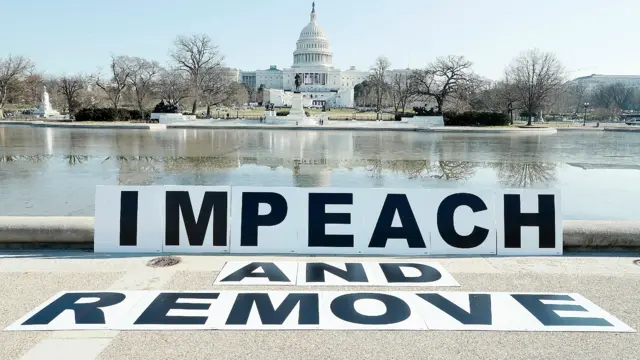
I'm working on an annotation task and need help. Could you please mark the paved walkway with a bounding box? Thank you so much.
[1,252,639,360]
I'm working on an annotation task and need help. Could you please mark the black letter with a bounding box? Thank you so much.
[240,192,288,246]
[330,293,410,325]
[220,262,291,283]
[308,193,353,247]
[23,292,126,325]
[503,194,556,249]
[135,293,219,325]
[379,263,442,283]
[119,191,138,246]
[511,294,612,327]
[305,262,368,283]
[437,193,489,249]
[165,191,228,247]
[226,293,319,325]
[368,194,426,248]
[417,293,492,325]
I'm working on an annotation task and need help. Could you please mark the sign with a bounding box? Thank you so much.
[7,291,633,332]
[213,261,460,287]
[94,186,562,256]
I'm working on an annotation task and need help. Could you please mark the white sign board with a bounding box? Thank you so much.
[7,291,633,332]
[94,186,562,256]
[214,261,460,287]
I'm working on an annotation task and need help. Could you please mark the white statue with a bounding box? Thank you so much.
[35,85,60,118]
[41,86,52,112]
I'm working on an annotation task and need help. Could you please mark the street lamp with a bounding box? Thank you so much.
[583,102,590,126]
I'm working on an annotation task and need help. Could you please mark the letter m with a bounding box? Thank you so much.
[165,191,228,247]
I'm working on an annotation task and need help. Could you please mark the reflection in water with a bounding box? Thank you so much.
[433,161,477,181]
[493,162,558,188]
[2,154,551,187]
[65,155,89,166]
[1,126,640,218]
[365,159,477,181]
[386,160,430,179]
[0,155,53,163]
[165,156,239,172]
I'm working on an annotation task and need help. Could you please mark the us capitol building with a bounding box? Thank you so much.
[238,3,407,108]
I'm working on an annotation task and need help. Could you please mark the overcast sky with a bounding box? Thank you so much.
[2,0,638,80]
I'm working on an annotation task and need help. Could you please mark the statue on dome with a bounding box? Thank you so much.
[294,73,301,92]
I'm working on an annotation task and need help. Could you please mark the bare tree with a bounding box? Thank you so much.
[609,82,634,110]
[232,82,249,106]
[256,84,265,106]
[129,57,161,119]
[505,49,565,125]
[95,56,133,111]
[0,55,34,118]
[201,67,239,117]
[468,79,519,123]
[369,56,391,119]
[411,55,476,113]
[592,82,634,113]
[567,81,589,113]
[354,80,374,108]
[157,69,190,107]
[390,72,416,115]
[241,83,255,103]
[170,34,225,114]
[58,75,86,118]
[632,89,640,111]
[21,72,44,105]
[443,78,484,112]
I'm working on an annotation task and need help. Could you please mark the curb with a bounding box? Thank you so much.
[0,121,152,129]
[2,121,564,134]
[562,220,640,247]
[0,217,94,243]
[603,127,640,132]
[555,127,603,131]
[0,217,639,249]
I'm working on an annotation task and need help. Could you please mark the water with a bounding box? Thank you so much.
[1,125,639,220]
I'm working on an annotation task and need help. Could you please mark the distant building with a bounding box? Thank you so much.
[239,3,409,108]
[572,74,640,90]
[223,68,240,82]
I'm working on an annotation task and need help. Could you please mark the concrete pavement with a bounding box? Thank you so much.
[1,252,639,360]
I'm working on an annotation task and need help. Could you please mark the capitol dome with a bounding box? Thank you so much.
[292,2,333,68]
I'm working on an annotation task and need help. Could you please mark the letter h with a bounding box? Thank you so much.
[503,194,556,249]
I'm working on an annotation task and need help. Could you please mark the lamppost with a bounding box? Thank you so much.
[583,102,589,126]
